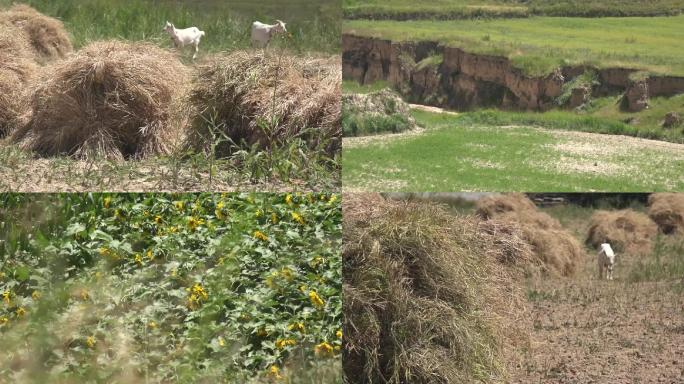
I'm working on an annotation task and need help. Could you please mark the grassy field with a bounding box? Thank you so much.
[344,0,684,19]
[343,110,684,192]
[344,15,684,76]
[0,193,342,383]
[1,0,340,54]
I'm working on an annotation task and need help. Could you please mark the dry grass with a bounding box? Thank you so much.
[0,4,72,61]
[343,194,529,383]
[648,193,684,235]
[0,23,37,137]
[10,40,190,160]
[476,194,585,276]
[586,209,658,255]
[187,50,341,157]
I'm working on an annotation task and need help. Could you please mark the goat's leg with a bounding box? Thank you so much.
[193,42,199,60]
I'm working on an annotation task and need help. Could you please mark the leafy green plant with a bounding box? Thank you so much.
[0,193,341,383]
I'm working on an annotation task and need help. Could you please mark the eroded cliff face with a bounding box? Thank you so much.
[343,34,684,112]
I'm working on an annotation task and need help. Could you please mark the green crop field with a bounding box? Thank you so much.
[0,193,342,383]
[344,15,684,76]
[343,0,684,19]
[342,110,684,192]
[1,0,340,54]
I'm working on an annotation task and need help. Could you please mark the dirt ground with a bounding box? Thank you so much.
[510,278,684,383]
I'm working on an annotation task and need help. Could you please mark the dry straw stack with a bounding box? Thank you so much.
[0,23,38,136]
[343,194,529,383]
[476,193,585,276]
[187,51,341,157]
[0,4,72,61]
[586,209,657,254]
[11,41,191,159]
[647,193,684,235]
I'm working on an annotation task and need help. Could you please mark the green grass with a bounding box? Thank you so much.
[344,15,684,76]
[343,109,684,192]
[0,193,342,383]
[343,0,684,20]
[0,0,340,54]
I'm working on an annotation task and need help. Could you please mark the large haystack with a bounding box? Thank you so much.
[586,210,657,254]
[476,194,584,276]
[342,89,417,137]
[187,51,340,157]
[0,23,38,136]
[343,194,530,383]
[648,193,684,235]
[11,40,190,159]
[0,4,72,61]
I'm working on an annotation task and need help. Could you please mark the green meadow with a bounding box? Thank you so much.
[344,15,684,76]
[0,0,340,53]
[343,0,684,19]
[342,110,684,192]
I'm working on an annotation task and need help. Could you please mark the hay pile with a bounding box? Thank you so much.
[187,51,341,157]
[648,193,684,235]
[342,88,417,137]
[11,40,190,159]
[476,194,584,276]
[586,209,657,254]
[0,4,72,61]
[343,194,529,383]
[0,23,38,136]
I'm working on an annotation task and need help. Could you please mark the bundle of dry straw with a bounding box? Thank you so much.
[648,193,684,235]
[187,51,341,157]
[343,194,529,383]
[0,23,38,136]
[586,209,657,254]
[0,4,72,61]
[476,194,585,276]
[11,40,190,159]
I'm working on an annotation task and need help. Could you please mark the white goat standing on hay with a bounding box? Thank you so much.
[163,21,205,60]
[251,20,288,48]
[597,243,616,280]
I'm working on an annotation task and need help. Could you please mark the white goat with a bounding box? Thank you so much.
[597,243,616,280]
[251,20,288,48]
[163,21,205,60]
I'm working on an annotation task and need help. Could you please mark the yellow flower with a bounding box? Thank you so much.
[328,195,338,205]
[299,285,308,294]
[187,283,208,309]
[280,267,294,281]
[154,215,163,224]
[86,336,97,348]
[31,291,41,300]
[146,250,154,260]
[215,208,225,220]
[148,321,157,329]
[253,231,269,241]
[314,341,334,357]
[187,217,205,231]
[0,316,8,325]
[271,212,278,224]
[285,194,293,205]
[103,197,111,208]
[275,338,296,349]
[143,210,150,216]
[218,337,225,347]
[309,290,325,308]
[16,307,26,317]
[288,322,305,333]
[336,329,343,339]
[255,209,263,218]
[171,269,177,277]
[268,365,283,380]
[291,212,305,225]
[174,201,185,211]
[2,290,10,305]
[114,209,124,219]
[99,247,109,256]
[311,256,325,268]
[256,328,268,337]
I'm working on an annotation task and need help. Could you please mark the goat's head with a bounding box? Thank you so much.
[273,20,287,34]
[163,21,175,33]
